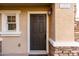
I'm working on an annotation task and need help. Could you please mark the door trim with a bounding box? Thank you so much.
[27,11,49,54]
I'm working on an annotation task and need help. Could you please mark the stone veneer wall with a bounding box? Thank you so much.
[49,43,79,56]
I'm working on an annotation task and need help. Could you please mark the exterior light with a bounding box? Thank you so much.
[48,8,52,15]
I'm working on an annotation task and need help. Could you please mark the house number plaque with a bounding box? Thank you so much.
[59,3,71,9]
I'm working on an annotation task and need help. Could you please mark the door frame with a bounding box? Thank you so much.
[27,11,49,54]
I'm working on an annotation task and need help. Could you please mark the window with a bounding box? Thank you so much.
[0,10,21,36]
[7,16,16,31]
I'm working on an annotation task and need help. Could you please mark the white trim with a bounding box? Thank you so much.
[27,11,49,54]
[0,10,21,36]
[29,50,48,54]
[49,38,79,47]
[16,13,20,32]
[2,13,6,32]
[0,32,21,36]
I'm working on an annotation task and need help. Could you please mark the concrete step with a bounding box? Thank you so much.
[29,54,48,56]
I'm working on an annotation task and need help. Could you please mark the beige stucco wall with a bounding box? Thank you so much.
[0,3,75,55]
[54,4,75,42]
[49,4,55,41]
[0,6,50,55]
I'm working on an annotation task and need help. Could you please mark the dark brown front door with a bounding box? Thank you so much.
[30,14,46,50]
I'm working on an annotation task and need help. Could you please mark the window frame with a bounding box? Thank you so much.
[0,10,21,36]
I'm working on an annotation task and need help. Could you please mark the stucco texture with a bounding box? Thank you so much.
[0,6,50,55]
[54,4,75,42]
[0,3,75,55]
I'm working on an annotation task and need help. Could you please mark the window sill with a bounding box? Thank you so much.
[0,32,21,36]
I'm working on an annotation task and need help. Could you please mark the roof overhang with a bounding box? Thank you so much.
[0,3,51,7]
